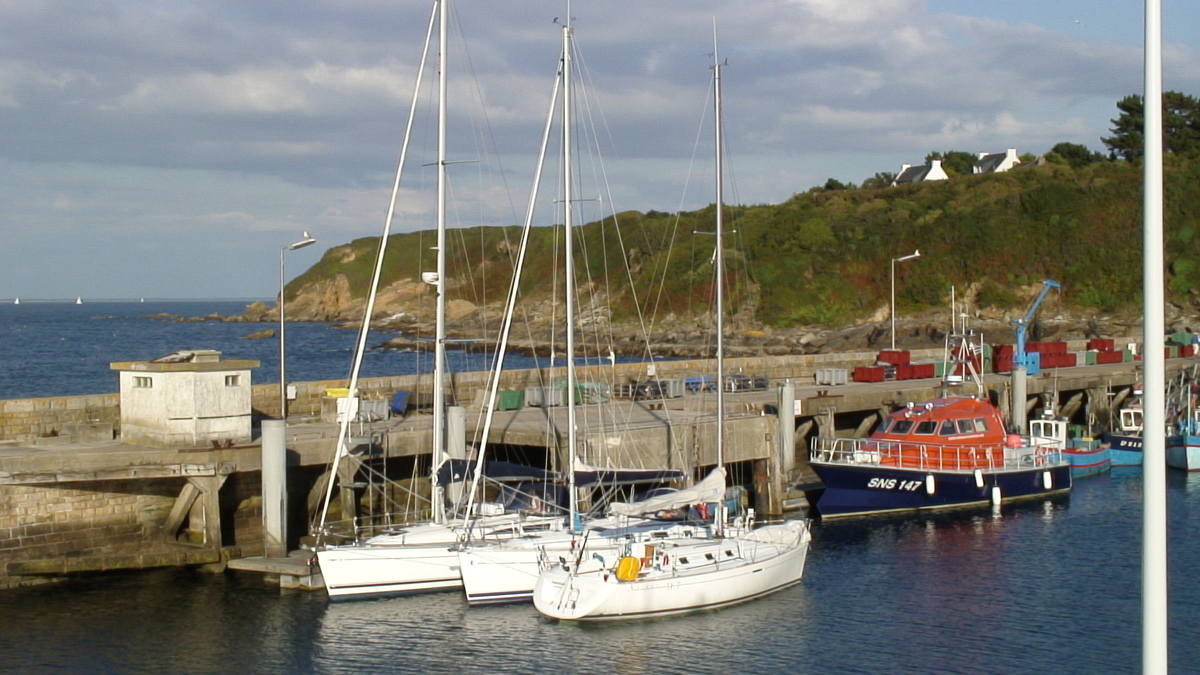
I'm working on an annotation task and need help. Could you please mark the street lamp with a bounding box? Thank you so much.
[890,249,921,350]
[280,232,317,419]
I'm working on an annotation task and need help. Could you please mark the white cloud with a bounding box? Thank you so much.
[0,0,1193,297]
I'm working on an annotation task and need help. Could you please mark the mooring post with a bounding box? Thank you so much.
[778,380,796,476]
[261,419,287,559]
[1012,367,1028,434]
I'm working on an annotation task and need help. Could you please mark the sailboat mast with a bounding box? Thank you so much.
[562,18,580,531]
[431,0,449,524]
[713,46,725,472]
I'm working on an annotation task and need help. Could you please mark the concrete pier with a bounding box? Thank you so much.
[0,341,1174,589]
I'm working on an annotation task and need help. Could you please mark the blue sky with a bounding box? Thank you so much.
[1,0,1196,300]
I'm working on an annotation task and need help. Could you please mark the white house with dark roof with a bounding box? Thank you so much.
[892,159,949,186]
[973,148,1021,174]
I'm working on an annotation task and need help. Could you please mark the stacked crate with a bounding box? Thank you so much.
[853,366,886,383]
[1086,338,1126,365]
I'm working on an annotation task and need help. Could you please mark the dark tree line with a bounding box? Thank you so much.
[1103,91,1200,160]
[816,91,1200,191]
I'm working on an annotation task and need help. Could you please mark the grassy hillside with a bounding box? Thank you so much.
[287,156,1200,328]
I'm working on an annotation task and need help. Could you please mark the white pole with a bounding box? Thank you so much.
[279,234,316,420]
[431,0,448,524]
[890,257,896,350]
[261,419,287,558]
[562,19,580,532]
[890,250,920,350]
[1142,0,1168,672]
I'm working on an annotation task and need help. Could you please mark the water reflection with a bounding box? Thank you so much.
[314,584,816,675]
[5,473,1200,674]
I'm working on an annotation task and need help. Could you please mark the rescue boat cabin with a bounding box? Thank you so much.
[868,396,1008,470]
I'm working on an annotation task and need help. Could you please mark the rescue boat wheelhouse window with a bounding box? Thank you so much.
[891,420,914,435]
[956,419,976,434]
[914,420,937,435]
[975,417,990,432]
[939,420,956,435]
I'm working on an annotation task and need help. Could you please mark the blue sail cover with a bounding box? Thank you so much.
[436,459,560,485]
[574,467,686,487]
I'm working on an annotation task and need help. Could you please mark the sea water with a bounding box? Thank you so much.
[1,472,1198,674]
[1,302,1198,673]
[0,300,608,400]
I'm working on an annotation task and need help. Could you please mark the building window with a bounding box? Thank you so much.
[133,376,153,389]
[225,375,240,387]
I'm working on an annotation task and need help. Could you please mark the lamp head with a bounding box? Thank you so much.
[286,232,317,251]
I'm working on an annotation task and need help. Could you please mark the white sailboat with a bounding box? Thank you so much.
[532,40,811,621]
[75,297,82,305]
[313,0,563,599]
[456,17,720,607]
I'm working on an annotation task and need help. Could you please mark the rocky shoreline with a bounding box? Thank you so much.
[154,299,1200,360]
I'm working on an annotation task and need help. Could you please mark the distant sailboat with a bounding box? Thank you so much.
[12,298,18,305]
[75,297,82,305]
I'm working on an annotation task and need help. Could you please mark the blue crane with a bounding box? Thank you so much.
[1013,279,1061,370]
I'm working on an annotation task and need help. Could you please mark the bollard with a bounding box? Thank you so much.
[261,419,287,559]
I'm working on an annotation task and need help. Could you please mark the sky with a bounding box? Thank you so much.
[2,0,1198,301]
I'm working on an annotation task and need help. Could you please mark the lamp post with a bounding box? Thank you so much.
[890,249,921,350]
[280,232,317,420]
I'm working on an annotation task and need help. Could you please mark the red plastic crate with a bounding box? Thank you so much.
[877,350,911,366]
[853,366,886,383]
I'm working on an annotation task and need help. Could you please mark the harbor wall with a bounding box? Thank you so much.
[0,341,1105,443]
[0,394,120,446]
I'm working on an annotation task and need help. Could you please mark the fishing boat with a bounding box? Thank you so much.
[1167,374,1200,471]
[1061,439,1112,477]
[1048,420,1111,478]
[532,37,811,621]
[1102,389,1145,467]
[810,328,1072,518]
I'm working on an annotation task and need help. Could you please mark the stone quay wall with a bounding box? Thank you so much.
[0,394,120,446]
[0,343,1105,442]
[0,478,180,589]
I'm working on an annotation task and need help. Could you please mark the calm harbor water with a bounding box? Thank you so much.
[3,301,1198,673]
[1,471,1198,674]
[0,300,585,400]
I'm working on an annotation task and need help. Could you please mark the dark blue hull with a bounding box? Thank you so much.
[811,463,1073,518]
[1102,433,1144,467]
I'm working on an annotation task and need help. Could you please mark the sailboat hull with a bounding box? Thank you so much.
[532,521,810,621]
[316,544,461,599]
[458,520,709,606]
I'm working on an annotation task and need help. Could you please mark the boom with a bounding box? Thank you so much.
[1014,280,1061,369]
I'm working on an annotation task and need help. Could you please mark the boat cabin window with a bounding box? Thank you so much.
[956,419,976,434]
[940,420,957,435]
[914,420,937,435]
[890,420,914,435]
[974,417,990,432]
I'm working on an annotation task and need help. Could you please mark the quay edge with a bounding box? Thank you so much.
[0,340,1173,590]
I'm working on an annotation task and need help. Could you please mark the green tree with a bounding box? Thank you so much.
[860,172,897,189]
[1048,142,1106,168]
[925,150,978,176]
[1102,91,1200,160]
[823,178,854,191]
